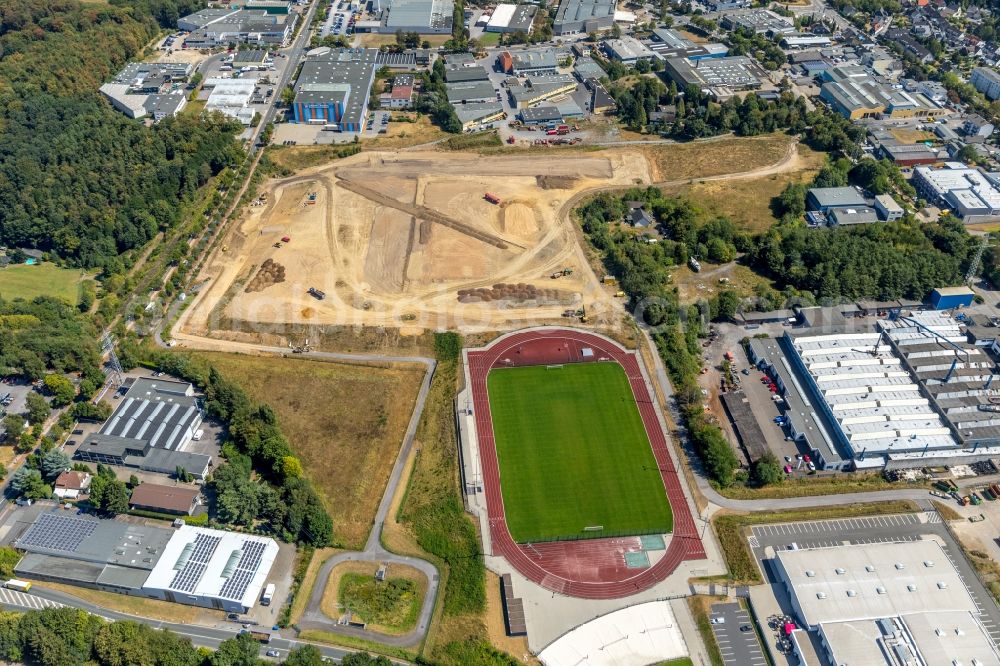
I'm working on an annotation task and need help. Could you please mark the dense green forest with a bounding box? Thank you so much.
[0,0,242,271]
[0,297,104,386]
[0,606,390,666]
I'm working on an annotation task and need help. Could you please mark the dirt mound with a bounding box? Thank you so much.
[457,283,570,305]
[536,175,579,189]
[245,259,286,293]
[502,203,539,237]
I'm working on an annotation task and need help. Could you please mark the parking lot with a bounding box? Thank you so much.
[710,602,767,666]
[748,512,1000,648]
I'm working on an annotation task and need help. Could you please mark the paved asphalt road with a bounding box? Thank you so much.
[0,585,408,664]
[710,602,767,666]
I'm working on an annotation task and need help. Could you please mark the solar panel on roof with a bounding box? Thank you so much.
[169,533,221,593]
[17,513,98,553]
[218,539,268,600]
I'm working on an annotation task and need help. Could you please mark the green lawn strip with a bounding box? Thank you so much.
[297,630,416,662]
[487,362,672,543]
[0,263,88,304]
[712,501,920,584]
[338,573,421,632]
[687,596,726,666]
[659,658,695,666]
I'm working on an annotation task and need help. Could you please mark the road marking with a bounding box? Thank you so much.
[0,589,63,610]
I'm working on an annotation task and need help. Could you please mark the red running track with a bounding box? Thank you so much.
[467,329,705,599]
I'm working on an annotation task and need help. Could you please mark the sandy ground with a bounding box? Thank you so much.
[176,140,805,340]
[179,149,650,336]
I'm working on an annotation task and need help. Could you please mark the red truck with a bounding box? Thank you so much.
[484,192,501,205]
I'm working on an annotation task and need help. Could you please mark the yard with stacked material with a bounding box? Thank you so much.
[488,362,673,543]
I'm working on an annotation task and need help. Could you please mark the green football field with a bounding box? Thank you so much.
[487,362,673,543]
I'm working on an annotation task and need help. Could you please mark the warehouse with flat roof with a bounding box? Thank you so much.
[486,4,537,33]
[912,163,1000,222]
[552,0,616,35]
[772,541,1000,666]
[373,0,454,33]
[13,512,278,613]
[662,56,763,98]
[290,48,378,131]
[74,378,211,479]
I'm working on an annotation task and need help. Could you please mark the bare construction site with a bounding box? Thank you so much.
[180,149,653,336]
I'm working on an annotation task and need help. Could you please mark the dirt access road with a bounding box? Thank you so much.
[174,137,805,344]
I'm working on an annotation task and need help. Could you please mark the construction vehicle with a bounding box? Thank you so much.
[282,236,291,242]
[562,309,577,317]
[614,290,626,297]
[307,287,326,300]
[689,257,701,272]
[962,495,971,506]
[273,242,282,248]
[506,135,515,144]
[550,268,573,279]
[484,192,501,205]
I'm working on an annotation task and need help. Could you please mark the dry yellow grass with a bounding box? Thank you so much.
[365,114,448,149]
[319,561,427,634]
[673,143,827,232]
[290,547,341,623]
[35,582,215,624]
[674,263,775,304]
[890,128,936,144]
[356,34,451,48]
[190,352,425,549]
[642,133,794,183]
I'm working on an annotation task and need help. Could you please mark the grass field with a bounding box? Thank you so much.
[320,562,426,634]
[189,352,424,549]
[488,362,672,543]
[673,143,827,232]
[640,133,794,183]
[0,263,88,304]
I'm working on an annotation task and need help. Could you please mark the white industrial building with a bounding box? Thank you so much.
[912,163,1000,222]
[786,328,958,468]
[206,79,257,125]
[485,4,537,33]
[143,525,279,613]
[773,541,1000,666]
[776,312,1000,470]
[14,513,278,614]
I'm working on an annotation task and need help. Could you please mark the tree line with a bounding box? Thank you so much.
[0,605,391,666]
[577,183,979,484]
[150,352,333,547]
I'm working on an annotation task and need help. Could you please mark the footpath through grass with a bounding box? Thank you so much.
[189,352,424,549]
[488,362,673,543]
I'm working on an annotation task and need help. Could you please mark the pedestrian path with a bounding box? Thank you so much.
[0,587,63,610]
